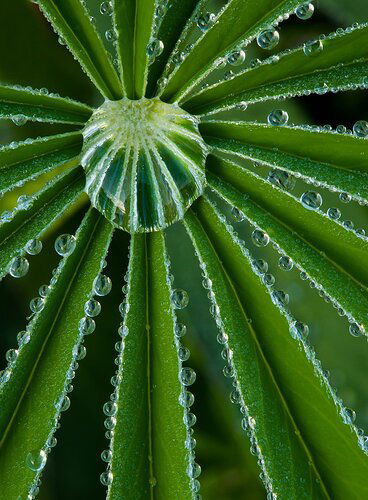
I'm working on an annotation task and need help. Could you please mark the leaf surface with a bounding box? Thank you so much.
[108,232,192,499]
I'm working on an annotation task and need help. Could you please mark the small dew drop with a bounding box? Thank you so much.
[94,274,112,296]
[252,259,268,275]
[12,114,28,126]
[196,13,215,32]
[327,207,341,220]
[9,256,29,278]
[290,321,309,339]
[257,28,280,50]
[101,449,112,463]
[100,471,113,486]
[171,289,189,309]
[295,3,314,20]
[353,120,368,138]
[339,192,351,203]
[278,256,293,271]
[179,367,196,386]
[303,39,323,56]
[103,401,117,417]
[30,297,44,313]
[349,322,363,337]
[267,109,289,126]
[100,1,112,15]
[25,239,43,256]
[84,299,101,318]
[146,39,164,59]
[54,234,76,256]
[79,317,96,336]
[227,49,246,66]
[26,449,47,472]
[251,229,270,247]
[300,191,322,210]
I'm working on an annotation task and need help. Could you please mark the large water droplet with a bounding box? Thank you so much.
[84,299,101,317]
[251,229,270,247]
[25,239,43,256]
[146,39,164,60]
[81,98,207,233]
[94,274,112,296]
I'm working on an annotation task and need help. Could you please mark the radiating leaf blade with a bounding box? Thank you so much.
[0,209,114,498]
[0,132,82,195]
[37,0,123,99]
[185,199,368,498]
[0,166,85,281]
[0,83,92,124]
[185,23,368,113]
[108,232,192,499]
[160,0,302,103]
[201,121,368,203]
[114,0,156,99]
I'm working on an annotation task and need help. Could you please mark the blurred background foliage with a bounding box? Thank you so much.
[0,1,368,498]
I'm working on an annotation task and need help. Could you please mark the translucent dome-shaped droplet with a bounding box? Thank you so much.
[300,191,322,210]
[339,192,351,203]
[84,299,101,317]
[100,471,113,486]
[103,401,117,416]
[257,28,280,50]
[146,39,164,60]
[353,120,368,138]
[101,449,112,463]
[100,1,112,15]
[327,207,341,220]
[295,3,314,20]
[278,256,293,271]
[12,114,28,126]
[26,449,47,472]
[349,322,363,337]
[55,234,76,256]
[303,39,323,56]
[81,98,207,233]
[290,321,309,339]
[79,317,96,335]
[252,259,268,275]
[268,109,289,126]
[9,256,29,278]
[267,169,295,190]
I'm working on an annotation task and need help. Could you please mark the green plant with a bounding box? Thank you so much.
[0,0,368,498]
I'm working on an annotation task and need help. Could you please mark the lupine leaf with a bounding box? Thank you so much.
[185,199,368,498]
[0,132,82,195]
[107,232,192,499]
[0,166,85,281]
[0,83,92,124]
[160,0,302,103]
[184,23,368,113]
[37,0,123,100]
[114,0,156,99]
[201,121,368,204]
[206,159,368,333]
[146,0,200,97]
[0,208,114,498]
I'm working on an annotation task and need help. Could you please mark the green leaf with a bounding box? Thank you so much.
[37,0,123,100]
[114,0,156,99]
[107,232,192,499]
[0,208,114,498]
[160,0,302,103]
[0,132,82,196]
[206,157,368,334]
[184,199,368,498]
[184,23,368,113]
[146,0,200,97]
[201,121,368,204]
[0,166,85,281]
[0,82,92,124]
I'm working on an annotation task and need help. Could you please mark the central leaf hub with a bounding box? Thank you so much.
[81,98,207,233]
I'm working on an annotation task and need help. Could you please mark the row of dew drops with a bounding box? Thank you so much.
[98,244,201,496]
[216,206,368,456]
[199,255,277,499]
[230,167,367,339]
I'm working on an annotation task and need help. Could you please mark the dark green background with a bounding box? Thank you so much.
[0,1,368,498]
